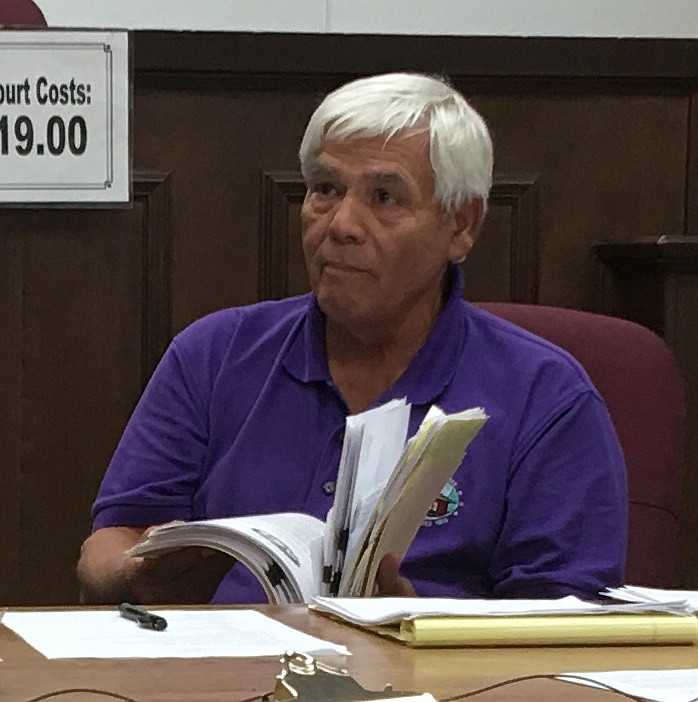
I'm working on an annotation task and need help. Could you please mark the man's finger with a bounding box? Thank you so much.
[375,553,417,597]
[126,547,226,584]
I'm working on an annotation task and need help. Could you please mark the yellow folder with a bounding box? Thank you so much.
[368,613,698,647]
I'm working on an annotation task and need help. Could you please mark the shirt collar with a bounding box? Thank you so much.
[283,293,332,384]
[283,265,467,406]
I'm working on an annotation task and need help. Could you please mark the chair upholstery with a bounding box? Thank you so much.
[0,0,47,25]
[475,302,685,587]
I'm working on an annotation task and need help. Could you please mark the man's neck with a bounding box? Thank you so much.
[325,288,446,413]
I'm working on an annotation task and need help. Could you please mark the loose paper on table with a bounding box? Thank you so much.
[1,609,348,658]
[559,668,698,702]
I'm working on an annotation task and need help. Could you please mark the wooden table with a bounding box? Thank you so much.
[1,606,697,702]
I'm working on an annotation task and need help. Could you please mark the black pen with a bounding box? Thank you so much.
[118,602,168,631]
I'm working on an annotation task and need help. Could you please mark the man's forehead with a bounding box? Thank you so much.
[311,133,433,182]
[308,160,410,183]
[320,130,429,154]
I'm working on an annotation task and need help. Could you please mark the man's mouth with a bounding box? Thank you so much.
[322,262,366,273]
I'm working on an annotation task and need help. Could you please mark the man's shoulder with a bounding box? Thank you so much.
[461,302,593,390]
[174,294,311,350]
[456,303,613,461]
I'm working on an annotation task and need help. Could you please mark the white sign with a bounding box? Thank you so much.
[36,0,698,38]
[0,30,129,204]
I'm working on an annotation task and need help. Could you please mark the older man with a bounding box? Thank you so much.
[78,73,627,604]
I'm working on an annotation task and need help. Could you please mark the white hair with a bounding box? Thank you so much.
[299,72,494,213]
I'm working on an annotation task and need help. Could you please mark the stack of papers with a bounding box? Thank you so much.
[128,401,488,603]
[309,596,698,648]
[603,585,698,611]
[310,595,694,625]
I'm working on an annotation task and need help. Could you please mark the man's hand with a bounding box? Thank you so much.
[122,544,233,604]
[78,525,233,604]
[374,553,416,597]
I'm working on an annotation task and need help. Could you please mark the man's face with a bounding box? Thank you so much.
[301,133,468,330]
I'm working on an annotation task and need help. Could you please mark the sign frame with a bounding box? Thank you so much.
[0,29,130,205]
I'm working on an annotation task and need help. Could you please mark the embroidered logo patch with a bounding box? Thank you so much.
[423,478,462,527]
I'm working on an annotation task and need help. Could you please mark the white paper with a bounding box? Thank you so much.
[1,609,348,658]
[323,399,410,596]
[350,399,410,515]
[130,513,325,603]
[604,585,698,611]
[310,595,692,626]
[558,669,698,702]
[326,399,410,579]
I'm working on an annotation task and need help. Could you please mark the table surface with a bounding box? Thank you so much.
[1,606,697,702]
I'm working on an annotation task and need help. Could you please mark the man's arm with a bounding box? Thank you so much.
[491,390,627,598]
[77,526,146,603]
[81,327,227,604]
[78,526,234,604]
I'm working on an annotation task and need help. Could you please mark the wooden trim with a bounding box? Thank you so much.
[687,94,698,236]
[596,236,698,273]
[134,32,698,86]
[489,174,540,303]
[258,172,306,300]
[0,231,22,604]
[133,170,173,384]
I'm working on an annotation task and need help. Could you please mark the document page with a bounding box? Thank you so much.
[130,513,325,603]
[558,668,698,702]
[604,585,698,610]
[342,407,488,596]
[349,398,410,520]
[1,609,349,658]
[309,595,688,626]
[323,418,364,595]
[362,411,488,591]
[325,399,410,594]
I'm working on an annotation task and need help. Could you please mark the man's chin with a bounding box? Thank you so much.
[316,293,371,326]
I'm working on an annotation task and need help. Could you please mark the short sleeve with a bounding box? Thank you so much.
[91,338,209,529]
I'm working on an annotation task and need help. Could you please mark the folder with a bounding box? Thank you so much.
[367,613,698,647]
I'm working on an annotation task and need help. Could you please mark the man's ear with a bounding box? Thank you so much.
[448,198,485,262]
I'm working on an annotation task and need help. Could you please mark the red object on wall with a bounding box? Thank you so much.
[0,0,47,26]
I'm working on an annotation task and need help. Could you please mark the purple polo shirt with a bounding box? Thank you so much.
[93,267,627,603]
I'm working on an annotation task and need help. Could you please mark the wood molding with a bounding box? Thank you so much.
[687,94,698,236]
[134,32,698,87]
[258,171,540,303]
[596,236,698,337]
[488,174,540,303]
[133,169,173,383]
[597,235,698,276]
[258,172,306,301]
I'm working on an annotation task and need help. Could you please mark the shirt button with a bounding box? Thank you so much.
[322,481,336,495]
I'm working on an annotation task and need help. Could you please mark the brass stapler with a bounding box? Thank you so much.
[265,651,437,702]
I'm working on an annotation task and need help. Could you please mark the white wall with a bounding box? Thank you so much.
[36,0,698,38]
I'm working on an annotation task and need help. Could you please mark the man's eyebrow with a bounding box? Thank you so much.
[304,164,410,188]
[363,171,409,187]
[304,163,336,181]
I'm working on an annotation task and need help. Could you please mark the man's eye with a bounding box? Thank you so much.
[313,182,337,197]
[375,189,395,205]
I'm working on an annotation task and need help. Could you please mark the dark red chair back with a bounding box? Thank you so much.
[476,302,685,587]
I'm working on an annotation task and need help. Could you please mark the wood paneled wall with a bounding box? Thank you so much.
[0,33,696,604]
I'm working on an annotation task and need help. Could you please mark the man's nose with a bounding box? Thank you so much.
[327,194,366,244]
